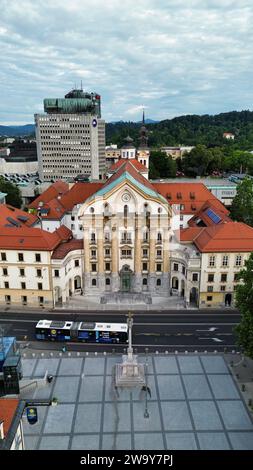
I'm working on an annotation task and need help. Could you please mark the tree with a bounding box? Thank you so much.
[0,177,22,208]
[234,252,253,358]
[230,178,253,227]
[149,151,177,178]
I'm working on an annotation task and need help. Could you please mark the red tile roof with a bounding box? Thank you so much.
[28,181,69,209]
[0,204,39,227]
[59,182,103,211]
[52,238,83,259]
[0,398,19,438]
[153,183,227,214]
[109,158,148,173]
[179,227,205,242]
[191,222,253,252]
[0,224,72,251]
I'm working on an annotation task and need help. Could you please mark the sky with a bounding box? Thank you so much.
[0,0,253,125]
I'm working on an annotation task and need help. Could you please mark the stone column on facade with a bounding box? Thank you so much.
[97,218,105,293]
[149,215,156,292]
[83,225,91,294]
[161,213,170,296]
[134,213,142,292]
[111,224,119,292]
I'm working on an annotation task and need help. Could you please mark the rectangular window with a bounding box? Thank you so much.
[3,268,8,276]
[38,283,43,290]
[21,282,26,289]
[75,260,79,267]
[173,263,178,271]
[71,216,75,221]
[105,248,110,256]
[91,263,97,272]
[180,214,184,221]
[156,263,162,272]
[121,249,132,258]
[18,253,24,262]
[22,296,27,304]
[37,269,42,277]
[90,233,96,242]
[54,270,59,277]
[4,282,9,289]
[91,250,97,258]
[207,285,213,292]
[209,256,215,267]
[234,273,240,282]
[5,295,11,303]
[105,262,111,271]
[208,274,214,282]
[222,255,229,266]
[182,266,186,275]
[35,253,41,262]
[220,285,226,291]
[207,296,213,301]
[20,268,25,277]
[192,273,198,282]
[1,252,6,261]
[142,262,148,271]
[236,255,242,266]
[38,296,44,304]
[143,249,148,257]
[221,273,227,282]
[157,249,162,258]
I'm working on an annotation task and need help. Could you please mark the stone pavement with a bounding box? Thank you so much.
[60,294,187,311]
[19,351,253,450]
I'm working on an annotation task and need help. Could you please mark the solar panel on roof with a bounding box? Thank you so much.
[17,215,28,222]
[205,208,221,224]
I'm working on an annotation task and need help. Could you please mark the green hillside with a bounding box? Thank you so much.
[106,110,253,150]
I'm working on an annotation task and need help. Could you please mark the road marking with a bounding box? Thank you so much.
[196,327,218,332]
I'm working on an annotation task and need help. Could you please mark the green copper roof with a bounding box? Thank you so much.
[44,90,101,116]
[88,171,167,203]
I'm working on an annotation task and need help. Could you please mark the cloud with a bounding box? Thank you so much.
[0,0,253,124]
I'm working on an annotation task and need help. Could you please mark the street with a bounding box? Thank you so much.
[0,308,241,353]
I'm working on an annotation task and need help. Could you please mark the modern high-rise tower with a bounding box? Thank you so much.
[35,88,106,182]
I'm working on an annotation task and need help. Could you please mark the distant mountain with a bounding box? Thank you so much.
[0,124,35,137]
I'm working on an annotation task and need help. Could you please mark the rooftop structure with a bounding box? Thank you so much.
[44,89,101,118]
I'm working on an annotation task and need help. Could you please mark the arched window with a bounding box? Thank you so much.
[142,278,147,285]
[156,279,161,286]
[106,278,110,285]
[157,232,162,242]
[92,279,97,286]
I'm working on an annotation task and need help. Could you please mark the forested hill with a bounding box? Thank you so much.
[106,110,253,149]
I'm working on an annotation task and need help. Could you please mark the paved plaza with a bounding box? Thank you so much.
[20,353,253,450]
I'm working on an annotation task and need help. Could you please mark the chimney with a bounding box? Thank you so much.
[0,420,4,440]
